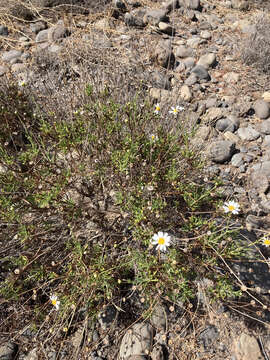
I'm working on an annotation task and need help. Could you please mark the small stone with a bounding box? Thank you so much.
[253,99,270,120]
[262,92,270,103]
[35,29,50,42]
[119,323,153,360]
[180,84,192,102]
[187,36,202,48]
[23,348,38,360]
[185,72,198,85]
[198,325,219,349]
[197,53,216,69]
[0,342,18,360]
[204,107,223,123]
[30,21,46,34]
[250,172,269,194]
[216,118,234,132]
[48,24,69,42]
[237,126,260,141]
[200,30,211,39]
[0,25,8,36]
[183,57,195,68]
[231,153,244,167]
[191,65,210,80]
[150,304,166,330]
[158,22,175,35]
[260,200,270,213]
[175,45,194,58]
[2,50,22,63]
[208,140,235,163]
[233,333,263,360]
[257,119,270,135]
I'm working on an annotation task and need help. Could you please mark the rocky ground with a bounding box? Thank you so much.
[1,0,270,359]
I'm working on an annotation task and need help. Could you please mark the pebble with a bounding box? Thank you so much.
[237,126,260,141]
[208,140,235,163]
[253,99,270,120]
[197,52,216,68]
[2,50,22,63]
[0,342,18,360]
[180,84,192,102]
[233,333,263,360]
[119,323,153,359]
[191,64,210,80]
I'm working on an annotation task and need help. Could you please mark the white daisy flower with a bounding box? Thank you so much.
[151,231,171,252]
[262,237,270,247]
[18,80,26,87]
[50,294,60,311]
[223,200,240,215]
[150,134,158,142]
[154,103,161,114]
[169,105,184,116]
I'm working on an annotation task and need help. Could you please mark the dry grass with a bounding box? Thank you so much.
[241,12,270,74]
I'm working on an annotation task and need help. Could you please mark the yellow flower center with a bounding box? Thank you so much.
[173,108,178,113]
[155,106,160,111]
[151,135,155,140]
[52,299,57,306]
[228,205,235,212]
[158,237,165,245]
[264,239,270,246]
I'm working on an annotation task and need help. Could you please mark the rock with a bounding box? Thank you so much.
[175,45,194,58]
[158,22,175,35]
[30,21,46,34]
[200,30,211,39]
[237,126,260,141]
[149,88,170,101]
[71,326,84,348]
[0,25,8,36]
[98,305,117,329]
[262,92,270,103]
[253,99,270,120]
[191,125,213,148]
[124,13,145,27]
[223,71,239,84]
[11,63,26,73]
[191,65,210,80]
[257,119,270,135]
[203,107,223,123]
[153,40,175,68]
[198,325,219,349]
[233,334,263,360]
[208,140,235,163]
[260,200,270,213]
[231,153,244,167]
[183,57,195,68]
[119,323,153,359]
[143,9,168,25]
[151,345,164,360]
[150,304,167,330]
[0,342,18,360]
[197,53,216,69]
[216,115,239,132]
[180,84,192,102]
[2,50,22,63]
[48,24,69,42]
[185,72,198,85]
[250,171,269,194]
[35,29,50,42]
[187,36,202,48]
